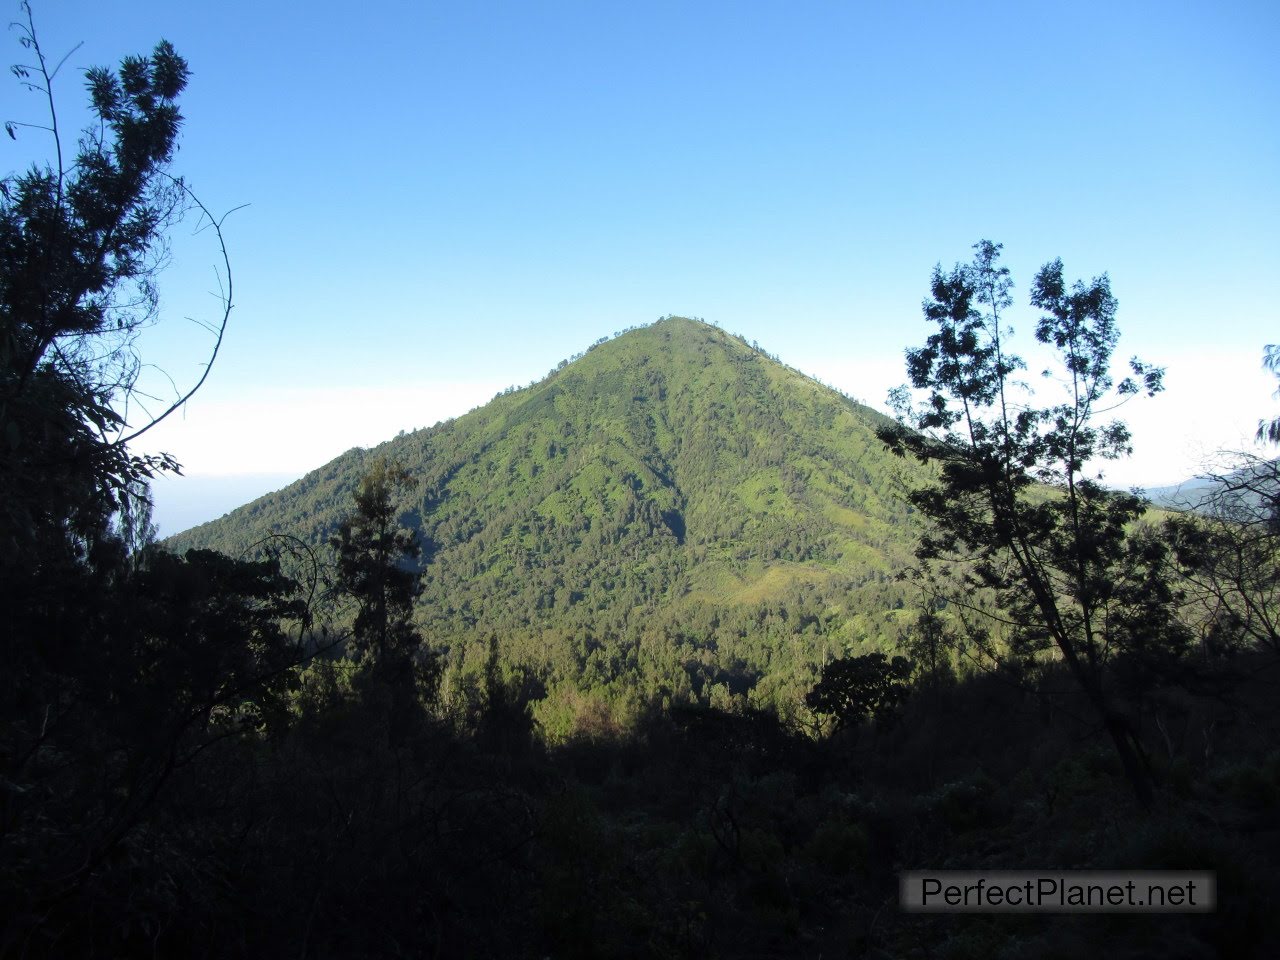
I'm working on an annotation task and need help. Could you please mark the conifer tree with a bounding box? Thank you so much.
[0,6,213,571]
[331,458,430,732]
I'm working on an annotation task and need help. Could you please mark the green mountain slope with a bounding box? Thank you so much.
[170,318,931,719]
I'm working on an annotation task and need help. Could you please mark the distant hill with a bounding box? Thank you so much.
[169,317,935,717]
[1145,458,1279,514]
[1143,477,1220,511]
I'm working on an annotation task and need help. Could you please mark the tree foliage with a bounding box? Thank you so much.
[329,457,437,741]
[880,240,1183,808]
[1,12,193,563]
[805,651,913,733]
[0,15,313,943]
[1256,343,1280,444]
[332,458,422,671]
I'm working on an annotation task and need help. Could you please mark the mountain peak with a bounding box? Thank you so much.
[652,315,719,333]
[592,315,743,352]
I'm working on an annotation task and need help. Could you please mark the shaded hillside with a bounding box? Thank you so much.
[170,318,932,717]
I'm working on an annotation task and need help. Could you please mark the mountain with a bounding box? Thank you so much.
[169,317,931,723]
[1144,458,1279,514]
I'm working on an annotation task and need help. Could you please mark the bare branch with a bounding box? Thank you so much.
[115,187,248,447]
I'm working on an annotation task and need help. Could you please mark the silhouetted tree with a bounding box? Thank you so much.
[1256,344,1280,444]
[806,651,913,734]
[0,4,232,572]
[0,15,320,950]
[902,606,956,691]
[331,458,433,735]
[1166,454,1280,656]
[1,1,238,763]
[879,240,1181,809]
[1,4,240,719]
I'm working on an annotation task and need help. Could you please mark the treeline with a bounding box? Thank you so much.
[7,504,1279,958]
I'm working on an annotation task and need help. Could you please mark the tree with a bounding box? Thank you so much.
[1,1,241,786]
[331,457,433,735]
[1256,344,1280,444]
[901,605,956,692]
[806,651,913,735]
[1166,453,1280,656]
[0,16,320,941]
[1,2,232,577]
[66,553,303,836]
[880,240,1182,809]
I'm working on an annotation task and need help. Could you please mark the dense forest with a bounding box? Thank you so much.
[3,13,1279,960]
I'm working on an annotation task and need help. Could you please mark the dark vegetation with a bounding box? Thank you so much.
[3,12,1279,959]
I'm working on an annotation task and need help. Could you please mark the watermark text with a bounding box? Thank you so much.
[900,871,1216,913]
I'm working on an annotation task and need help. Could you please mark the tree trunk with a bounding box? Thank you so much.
[1100,708,1154,810]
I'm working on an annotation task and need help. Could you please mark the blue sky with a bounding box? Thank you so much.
[4,0,1277,532]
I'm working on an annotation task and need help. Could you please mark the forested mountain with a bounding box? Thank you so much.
[172,317,930,723]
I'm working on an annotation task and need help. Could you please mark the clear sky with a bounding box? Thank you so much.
[4,0,1277,532]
